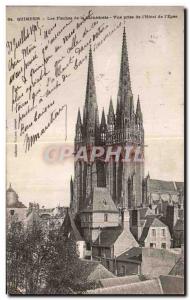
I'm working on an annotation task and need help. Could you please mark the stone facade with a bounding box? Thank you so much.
[71,28,144,219]
[139,217,171,249]
[142,175,184,210]
[70,28,184,253]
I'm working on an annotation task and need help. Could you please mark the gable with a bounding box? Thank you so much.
[114,229,139,257]
[93,187,118,212]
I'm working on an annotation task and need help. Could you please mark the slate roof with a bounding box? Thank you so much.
[7,184,16,193]
[88,276,184,295]
[87,279,163,294]
[138,207,149,219]
[60,209,83,241]
[80,260,115,282]
[93,226,122,247]
[116,247,142,263]
[82,187,118,213]
[148,179,184,193]
[6,184,26,208]
[132,207,156,221]
[139,216,167,243]
[7,201,26,208]
[175,182,184,190]
[97,275,143,288]
[174,219,184,231]
[169,256,184,277]
[151,218,167,227]
[159,275,184,294]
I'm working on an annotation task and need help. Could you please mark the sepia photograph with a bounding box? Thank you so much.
[6,6,185,295]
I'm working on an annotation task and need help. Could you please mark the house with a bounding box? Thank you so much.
[6,184,27,224]
[139,216,171,249]
[91,209,138,273]
[61,209,86,258]
[116,247,142,276]
[129,207,159,241]
[26,203,66,232]
[79,187,120,247]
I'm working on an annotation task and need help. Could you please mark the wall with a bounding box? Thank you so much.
[144,226,171,249]
[92,246,112,259]
[141,248,180,277]
[76,240,86,258]
[80,211,119,242]
[116,261,139,276]
[114,229,138,257]
[92,212,119,228]
[130,225,143,241]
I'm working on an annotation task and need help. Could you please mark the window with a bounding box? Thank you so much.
[132,210,138,226]
[161,229,166,237]
[161,243,166,249]
[104,213,108,222]
[122,265,126,276]
[10,210,14,216]
[86,243,91,251]
[150,243,156,248]
[151,229,156,237]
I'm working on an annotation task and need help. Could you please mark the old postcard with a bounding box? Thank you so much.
[6,6,184,295]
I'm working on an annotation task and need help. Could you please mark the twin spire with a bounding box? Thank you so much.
[76,28,143,138]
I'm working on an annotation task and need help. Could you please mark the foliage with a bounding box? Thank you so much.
[7,220,96,295]
[7,220,51,294]
[42,230,96,294]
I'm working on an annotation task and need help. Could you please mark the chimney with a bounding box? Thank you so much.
[122,208,130,230]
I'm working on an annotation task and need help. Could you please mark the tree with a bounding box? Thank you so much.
[6,220,25,293]
[42,230,95,294]
[21,221,50,294]
[7,220,49,294]
[7,218,96,295]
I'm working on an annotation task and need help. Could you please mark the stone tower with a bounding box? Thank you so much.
[72,28,144,214]
[105,28,144,209]
[73,46,100,213]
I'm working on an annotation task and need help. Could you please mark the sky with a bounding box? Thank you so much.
[6,6,184,208]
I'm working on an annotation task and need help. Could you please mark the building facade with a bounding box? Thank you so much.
[70,27,184,249]
[71,28,144,216]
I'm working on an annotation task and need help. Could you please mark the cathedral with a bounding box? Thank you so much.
[69,28,143,243]
[70,28,183,247]
[71,27,144,208]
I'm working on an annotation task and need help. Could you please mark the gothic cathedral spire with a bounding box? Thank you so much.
[85,45,97,106]
[136,95,143,124]
[83,46,99,143]
[76,108,82,128]
[116,27,134,128]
